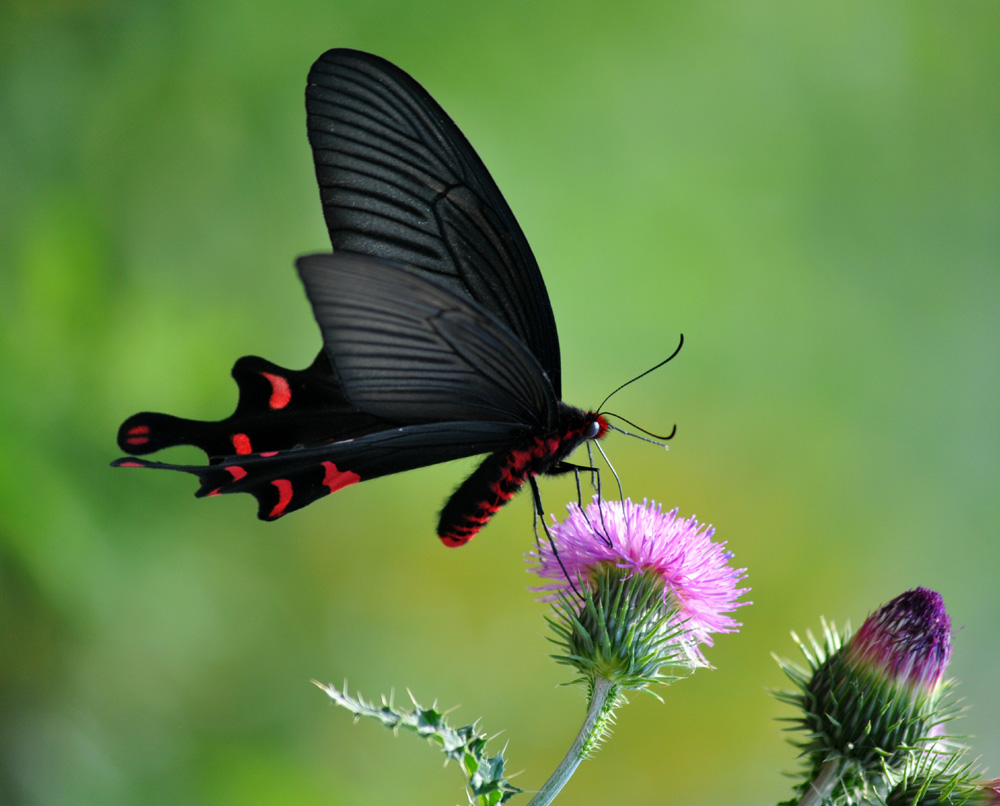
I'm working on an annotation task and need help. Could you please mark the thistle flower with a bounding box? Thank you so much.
[846,587,952,699]
[807,588,952,764]
[522,497,749,806]
[776,588,956,804]
[529,497,749,687]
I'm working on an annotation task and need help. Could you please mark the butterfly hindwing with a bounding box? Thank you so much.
[113,420,531,521]
[116,351,387,461]
[296,252,558,429]
[306,48,562,396]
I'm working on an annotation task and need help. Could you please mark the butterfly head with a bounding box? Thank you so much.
[584,413,609,442]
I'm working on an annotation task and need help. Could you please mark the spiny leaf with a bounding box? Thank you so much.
[313,681,522,805]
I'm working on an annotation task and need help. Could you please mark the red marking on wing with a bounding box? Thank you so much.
[117,460,146,468]
[260,372,292,409]
[260,451,278,457]
[232,433,252,454]
[226,466,247,481]
[126,424,151,444]
[321,461,361,494]
[269,479,293,518]
[207,489,221,496]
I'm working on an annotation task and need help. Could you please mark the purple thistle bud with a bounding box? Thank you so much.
[782,587,956,783]
[975,780,1000,805]
[846,587,952,698]
[529,498,749,669]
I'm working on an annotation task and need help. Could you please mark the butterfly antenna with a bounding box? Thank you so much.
[597,333,684,413]
[605,418,677,447]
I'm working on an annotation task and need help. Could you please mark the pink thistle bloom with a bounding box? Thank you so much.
[529,498,750,665]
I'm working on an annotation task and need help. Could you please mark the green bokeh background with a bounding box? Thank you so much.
[2,2,998,804]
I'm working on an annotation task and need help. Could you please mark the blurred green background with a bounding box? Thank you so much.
[2,1,998,804]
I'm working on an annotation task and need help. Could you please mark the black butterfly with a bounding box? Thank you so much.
[112,48,612,546]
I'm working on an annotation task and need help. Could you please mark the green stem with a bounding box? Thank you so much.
[797,758,845,806]
[525,676,616,806]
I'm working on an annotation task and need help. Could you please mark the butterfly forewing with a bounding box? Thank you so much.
[306,49,562,396]
[296,252,558,429]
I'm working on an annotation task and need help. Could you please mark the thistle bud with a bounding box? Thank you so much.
[777,587,954,799]
[846,587,951,699]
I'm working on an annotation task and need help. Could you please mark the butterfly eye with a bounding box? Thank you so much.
[583,420,601,440]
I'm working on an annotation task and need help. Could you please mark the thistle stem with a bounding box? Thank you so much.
[525,676,616,806]
[797,758,845,806]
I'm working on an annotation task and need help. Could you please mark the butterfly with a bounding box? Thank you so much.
[112,48,614,547]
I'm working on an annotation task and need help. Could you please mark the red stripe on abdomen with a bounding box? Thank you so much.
[437,449,532,547]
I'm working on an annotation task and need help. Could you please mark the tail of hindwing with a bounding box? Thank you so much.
[111,451,361,521]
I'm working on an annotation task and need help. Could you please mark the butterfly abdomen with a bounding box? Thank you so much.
[438,447,538,547]
[437,411,607,547]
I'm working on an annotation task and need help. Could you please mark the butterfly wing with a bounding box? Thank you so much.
[306,48,562,397]
[113,252,558,519]
[296,252,558,430]
[113,420,530,521]
[116,351,388,461]
[114,48,568,527]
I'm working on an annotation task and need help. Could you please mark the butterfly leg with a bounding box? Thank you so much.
[574,465,613,549]
[544,459,595,490]
[586,442,600,493]
[549,461,613,547]
[528,476,582,598]
[591,440,631,532]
